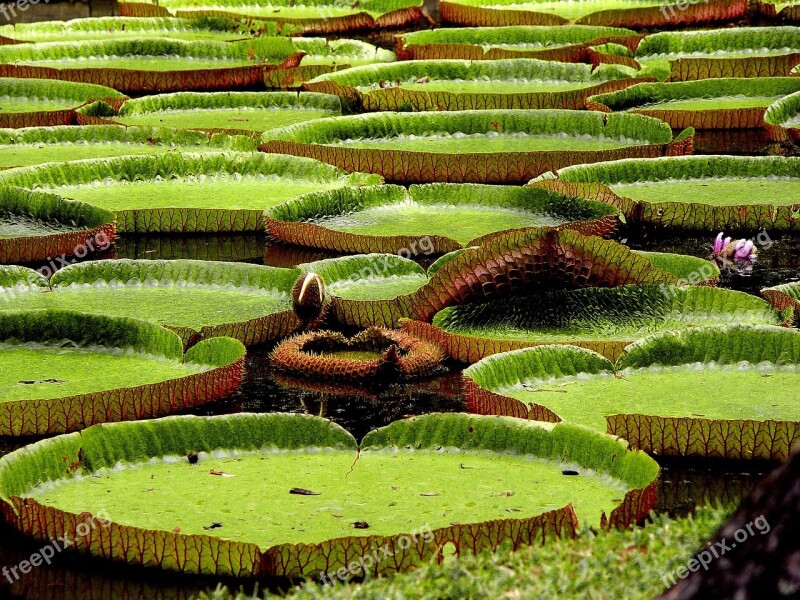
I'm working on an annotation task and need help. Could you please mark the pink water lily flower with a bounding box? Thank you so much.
[713,232,725,255]
[734,239,756,260]
[712,232,757,262]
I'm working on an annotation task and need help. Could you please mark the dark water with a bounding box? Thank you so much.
[2,129,799,598]
[626,231,800,296]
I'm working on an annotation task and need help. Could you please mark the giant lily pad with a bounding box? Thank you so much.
[439,0,745,28]
[634,250,720,285]
[0,16,284,43]
[266,183,620,255]
[111,92,343,134]
[0,310,245,436]
[0,125,257,170]
[465,325,800,461]
[764,89,800,143]
[0,412,659,578]
[303,59,649,112]
[635,27,800,81]
[762,281,800,316]
[260,110,691,184]
[0,77,124,128]
[402,229,678,323]
[755,0,800,23]
[406,284,786,364]
[286,38,396,67]
[297,251,476,328]
[395,25,639,62]
[0,186,115,265]
[0,260,304,347]
[270,327,446,380]
[0,152,380,233]
[553,155,800,231]
[587,78,800,130]
[298,254,430,328]
[0,38,311,93]
[146,0,428,35]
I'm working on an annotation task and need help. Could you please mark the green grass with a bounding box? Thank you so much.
[0,344,205,402]
[199,506,731,600]
[0,213,80,238]
[114,109,336,132]
[328,134,639,154]
[0,145,229,169]
[312,201,566,245]
[636,96,780,110]
[329,275,428,300]
[503,367,800,432]
[0,286,291,330]
[610,179,800,205]
[54,176,354,211]
[0,98,80,113]
[450,0,663,20]
[28,449,624,547]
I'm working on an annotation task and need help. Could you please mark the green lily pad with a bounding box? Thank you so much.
[556,155,800,230]
[0,16,284,43]
[260,110,689,184]
[635,27,800,81]
[0,412,659,578]
[410,284,785,364]
[0,186,115,265]
[439,0,744,28]
[395,25,637,60]
[267,183,620,256]
[465,325,800,460]
[633,250,720,284]
[0,152,380,233]
[0,310,245,436]
[401,229,678,325]
[0,77,123,129]
[755,0,800,23]
[291,38,396,67]
[111,91,342,134]
[587,78,800,129]
[762,281,800,316]
[0,125,257,170]
[764,89,800,144]
[298,253,430,328]
[303,254,429,300]
[150,0,426,33]
[0,260,304,347]
[305,59,646,112]
[0,38,313,93]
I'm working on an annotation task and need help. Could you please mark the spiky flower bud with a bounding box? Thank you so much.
[292,273,325,322]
